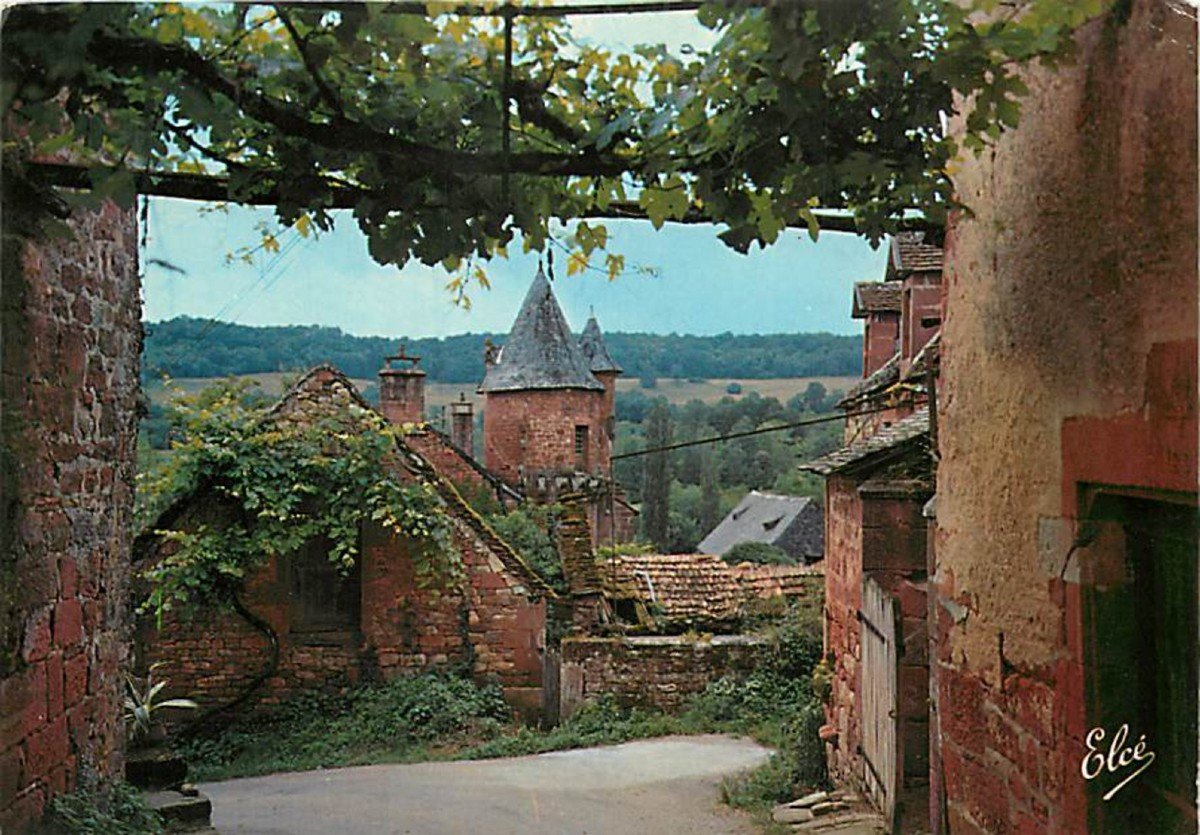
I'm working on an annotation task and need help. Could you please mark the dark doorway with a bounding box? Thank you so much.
[1084,494,1198,834]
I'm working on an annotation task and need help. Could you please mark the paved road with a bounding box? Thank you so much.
[201,735,772,835]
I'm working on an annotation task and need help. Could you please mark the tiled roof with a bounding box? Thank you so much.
[579,315,622,374]
[852,282,902,318]
[610,553,741,624]
[888,232,944,277]
[800,408,930,476]
[837,352,901,408]
[732,562,825,600]
[478,267,604,393]
[697,491,822,560]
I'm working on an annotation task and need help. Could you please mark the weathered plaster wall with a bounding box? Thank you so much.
[1,201,140,830]
[936,2,1197,831]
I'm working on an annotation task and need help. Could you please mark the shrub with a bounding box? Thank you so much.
[178,669,510,780]
[723,541,795,566]
[45,782,164,835]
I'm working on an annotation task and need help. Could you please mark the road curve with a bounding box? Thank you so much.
[200,734,772,835]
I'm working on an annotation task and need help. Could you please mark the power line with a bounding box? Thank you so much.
[611,400,927,460]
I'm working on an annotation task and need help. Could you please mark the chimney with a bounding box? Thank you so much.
[449,392,474,452]
[378,344,426,426]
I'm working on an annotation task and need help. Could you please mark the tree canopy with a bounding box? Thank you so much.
[3,0,1111,280]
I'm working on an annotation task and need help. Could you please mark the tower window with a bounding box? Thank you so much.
[574,425,589,469]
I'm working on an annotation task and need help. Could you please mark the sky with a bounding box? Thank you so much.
[140,8,888,339]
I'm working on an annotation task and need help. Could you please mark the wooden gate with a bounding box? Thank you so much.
[859,576,901,831]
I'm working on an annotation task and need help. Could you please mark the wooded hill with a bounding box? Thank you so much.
[143,317,861,382]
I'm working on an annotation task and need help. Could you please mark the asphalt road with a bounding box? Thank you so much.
[200,735,772,835]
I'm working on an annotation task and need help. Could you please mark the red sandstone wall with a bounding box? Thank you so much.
[900,275,940,368]
[482,389,609,484]
[937,3,1197,831]
[823,477,864,784]
[1,201,140,830]
[142,517,545,715]
[864,312,900,375]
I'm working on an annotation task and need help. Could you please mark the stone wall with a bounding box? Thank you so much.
[1,200,140,830]
[936,2,1197,831]
[482,388,609,485]
[559,635,767,716]
[141,516,547,715]
[822,474,930,800]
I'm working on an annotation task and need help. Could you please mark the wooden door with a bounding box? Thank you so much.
[860,576,902,831]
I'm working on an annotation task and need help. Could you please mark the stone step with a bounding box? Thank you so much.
[143,789,215,832]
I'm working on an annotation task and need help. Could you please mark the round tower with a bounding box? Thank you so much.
[478,267,608,492]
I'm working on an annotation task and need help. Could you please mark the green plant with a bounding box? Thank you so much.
[45,782,164,835]
[124,663,198,742]
[723,541,795,566]
[136,379,457,619]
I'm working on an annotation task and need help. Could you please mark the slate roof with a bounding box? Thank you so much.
[851,282,902,318]
[611,553,741,623]
[578,315,622,374]
[887,232,944,278]
[837,351,901,408]
[697,491,824,561]
[800,407,930,476]
[478,267,604,393]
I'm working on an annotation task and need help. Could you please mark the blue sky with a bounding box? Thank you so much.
[140,9,888,339]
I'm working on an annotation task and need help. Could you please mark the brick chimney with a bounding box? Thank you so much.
[378,345,426,425]
[448,393,474,452]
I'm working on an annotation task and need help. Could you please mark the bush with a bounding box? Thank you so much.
[44,782,164,835]
[723,541,795,566]
[179,669,510,780]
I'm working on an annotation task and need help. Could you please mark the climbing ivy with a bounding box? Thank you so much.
[136,379,458,618]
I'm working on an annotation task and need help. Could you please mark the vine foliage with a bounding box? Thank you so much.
[3,0,1116,278]
[136,378,458,618]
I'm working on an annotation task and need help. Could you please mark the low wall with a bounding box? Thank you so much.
[559,635,767,717]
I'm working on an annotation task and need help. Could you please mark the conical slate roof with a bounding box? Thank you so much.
[479,268,605,393]
[579,315,623,374]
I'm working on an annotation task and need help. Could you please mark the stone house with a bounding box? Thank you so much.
[698,490,824,563]
[137,365,557,721]
[930,2,1196,832]
[807,3,1197,833]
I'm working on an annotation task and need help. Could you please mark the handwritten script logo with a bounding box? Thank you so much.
[1081,724,1155,801]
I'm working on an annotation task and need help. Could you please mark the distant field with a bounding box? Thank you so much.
[147,374,858,411]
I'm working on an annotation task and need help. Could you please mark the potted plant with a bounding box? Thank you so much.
[124,663,198,791]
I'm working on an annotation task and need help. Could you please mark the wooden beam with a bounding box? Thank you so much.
[24,161,941,237]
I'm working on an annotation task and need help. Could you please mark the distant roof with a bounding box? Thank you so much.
[800,408,930,476]
[478,267,604,393]
[852,282,902,318]
[732,562,825,601]
[887,232,944,278]
[697,491,822,559]
[578,315,622,374]
[611,553,741,624]
[837,351,901,408]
